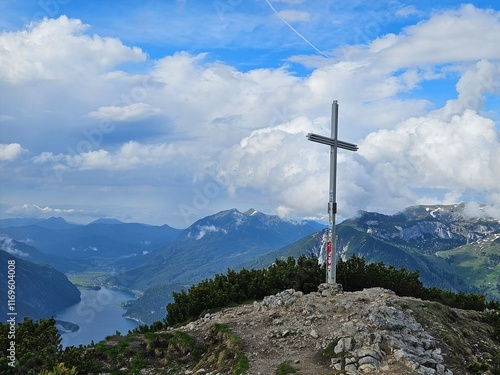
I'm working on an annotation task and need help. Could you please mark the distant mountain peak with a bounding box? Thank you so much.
[244,208,259,216]
[209,209,263,221]
[46,216,66,221]
[211,208,239,218]
[399,202,500,221]
[36,216,77,230]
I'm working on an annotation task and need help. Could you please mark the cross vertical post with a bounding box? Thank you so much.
[306,100,358,284]
[328,100,339,284]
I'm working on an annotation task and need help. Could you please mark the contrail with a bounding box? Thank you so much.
[264,0,331,59]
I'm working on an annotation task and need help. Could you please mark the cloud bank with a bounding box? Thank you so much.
[0,4,499,225]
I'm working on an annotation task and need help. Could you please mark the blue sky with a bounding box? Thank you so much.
[1,0,500,227]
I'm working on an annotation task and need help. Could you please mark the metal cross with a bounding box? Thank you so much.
[306,100,358,284]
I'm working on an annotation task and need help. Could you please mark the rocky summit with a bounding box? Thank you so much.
[167,284,499,375]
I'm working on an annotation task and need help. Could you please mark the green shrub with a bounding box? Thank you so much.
[165,254,497,328]
[492,353,500,375]
[484,309,500,342]
[426,287,486,311]
[0,317,62,374]
[38,363,77,375]
[336,255,426,298]
[166,255,324,326]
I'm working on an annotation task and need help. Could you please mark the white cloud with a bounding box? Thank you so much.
[214,116,328,217]
[18,238,34,246]
[463,202,500,219]
[0,236,28,257]
[435,59,500,120]
[6,204,77,217]
[1,4,500,225]
[148,52,306,143]
[0,15,146,83]
[297,5,500,74]
[87,103,162,122]
[359,109,500,206]
[23,24,500,222]
[33,141,178,170]
[0,143,26,161]
[208,51,500,220]
[371,5,500,68]
[195,225,228,240]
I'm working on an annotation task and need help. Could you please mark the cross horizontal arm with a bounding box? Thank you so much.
[306,133,358,152]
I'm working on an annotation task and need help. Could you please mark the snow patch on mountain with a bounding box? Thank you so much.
[428,207,441,218]
[244,208,259,216]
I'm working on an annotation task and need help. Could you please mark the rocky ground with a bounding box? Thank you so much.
[173,284,500,374]
[95,284,500,374]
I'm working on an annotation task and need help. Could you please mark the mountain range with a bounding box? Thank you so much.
[0,210,324,324]
[1,203,499,326]
[121,204,500,324]
[0,217,182,272]
[109,208,323,292]
[249,203,500,299]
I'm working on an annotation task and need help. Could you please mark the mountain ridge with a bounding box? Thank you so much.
[0,250,81,321]
[245,203,500,300]
[117,204,500,324]
[0,220,182,267]
[2,203,499,326]
[109,208,322,292]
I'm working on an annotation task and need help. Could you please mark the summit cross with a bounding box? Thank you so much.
[306,100,358,284]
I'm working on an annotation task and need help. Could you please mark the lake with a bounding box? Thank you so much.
[56,287,139,348]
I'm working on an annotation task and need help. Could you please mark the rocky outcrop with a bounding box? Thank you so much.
[179,284,499,374]
[254,285,452,374]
